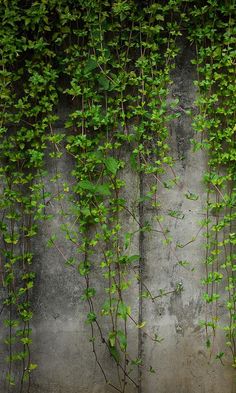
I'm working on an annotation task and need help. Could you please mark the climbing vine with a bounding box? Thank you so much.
[0,1,235,392]
[0,1,59,390]
[188,0,236,366]
[49,1,184,391]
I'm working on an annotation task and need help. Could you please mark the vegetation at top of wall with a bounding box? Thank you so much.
[0,0,235,392]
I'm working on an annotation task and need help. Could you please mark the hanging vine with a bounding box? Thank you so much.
[0,0,59,390]
[188,0,236,366]
[47,1,185,392]
[0,1,235,393]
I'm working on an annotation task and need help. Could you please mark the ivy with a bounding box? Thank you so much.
[188,0,236,367]
[0,0,59,390]
[49,1,184,391]
[0,1,235,392]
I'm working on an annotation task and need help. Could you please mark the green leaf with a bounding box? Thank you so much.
[168,209,185,219]
[149,365,156,373]
[127,255,140,264]
[4,319,19,328]
[119,255,139,265]
[131,358,142,366]
[95,184,111,196]
[203,293,220,303]
[117,302,130,320]
[86,312,96,324]
[130,152,138,170]
[206,338,211,348]
[109,331,116,347]
[216,352,224,360]
[153,334,164,343]
[137,321,146,329]
[77,180,95,193]
[66,257,76,266]
[124,232,132,249]
[81,287,96,300]
[20,338,32,345]
[104,157,119,175]
[47,234,57,247]
[98,75,110,90]
[6,373,15,386]
[4,234,19,244]
[84,58,97,73]
[109,344,120,363]
[178,260,190,268]
[185,191,199,201]
[117,330,127,350]
[29,363,38,371]
[78,262,90,276]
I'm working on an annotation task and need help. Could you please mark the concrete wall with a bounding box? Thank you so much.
[1,40,235,393]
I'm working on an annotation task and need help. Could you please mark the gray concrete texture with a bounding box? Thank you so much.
[1,40,235,393]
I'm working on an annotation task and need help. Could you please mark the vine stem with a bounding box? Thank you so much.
[138,160,144,393]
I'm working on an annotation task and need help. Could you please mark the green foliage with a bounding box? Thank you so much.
[188,0,236,366]
[50,1,184,391]
[0,0,235,391]
[0,0,59,388]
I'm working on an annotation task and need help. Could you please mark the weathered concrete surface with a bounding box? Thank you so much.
[29,147,140,393]
[1,39,235,393]
[141,39,235,393]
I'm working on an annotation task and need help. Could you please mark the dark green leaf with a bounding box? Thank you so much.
[104,157,119,175]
